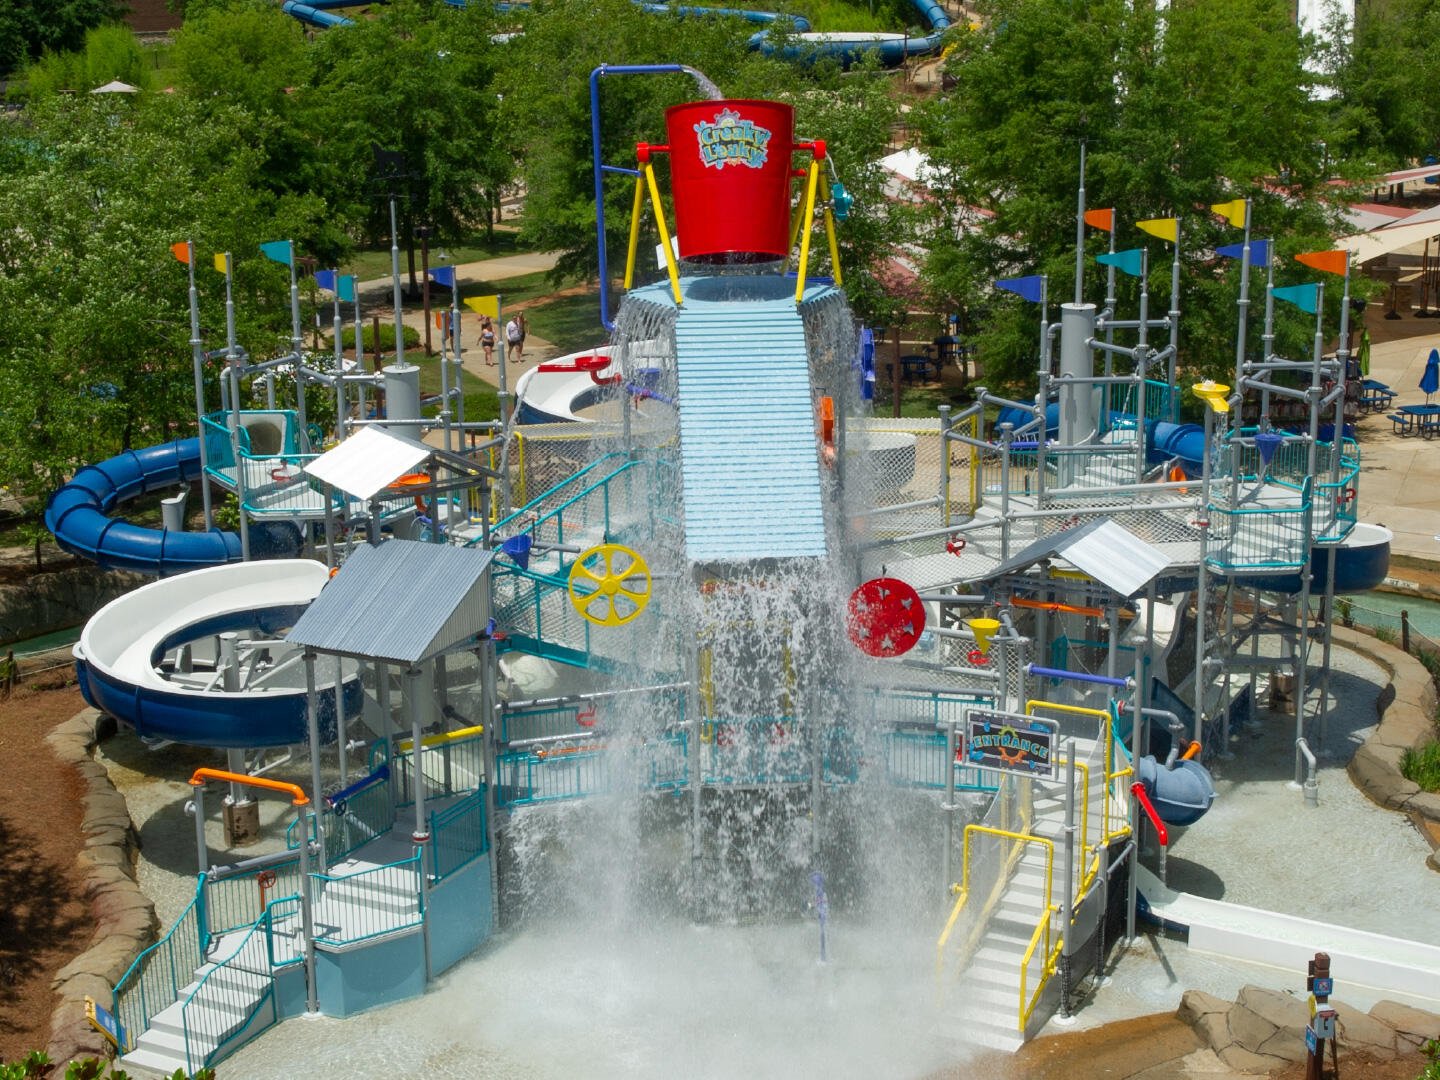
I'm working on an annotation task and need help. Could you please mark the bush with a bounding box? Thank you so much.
[20,24,152,97]
[1401,741,1440,793]
[339,324,419,352]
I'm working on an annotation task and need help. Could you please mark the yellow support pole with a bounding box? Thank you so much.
[823,205,843,287]
[788,199,807,266]
[623,173,646,290]
[793,160,821,303]
[643,162,683,307]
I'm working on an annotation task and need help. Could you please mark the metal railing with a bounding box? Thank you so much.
[372,725,486,809]
[311,852,424,947]
[496,742,610,808]
[113,879,206,1054]
[429,788,487,882]
[882,729,999,792]
[179,895,297,1076]
[204,857,304,941]
[1205,477,1312,571]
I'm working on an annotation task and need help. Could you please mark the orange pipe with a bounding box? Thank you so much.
[1010,597,1106,619]
[189,767,309,806]
[1181,741,1202,761]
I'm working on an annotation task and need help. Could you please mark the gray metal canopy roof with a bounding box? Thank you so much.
[981,518,1171,599]
[286,540,495,665]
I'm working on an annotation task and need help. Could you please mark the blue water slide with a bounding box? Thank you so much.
[280,1,356,26]
[1150,420,1206,471]
[293,0,949,67]
[45,438,244,576]
[1135,753,1216,827]
[996,402,1059,436]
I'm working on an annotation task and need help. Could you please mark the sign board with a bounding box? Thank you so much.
[1305,1025,1318,1054]
[85,996,127,1052]
[964,710,1060,780]
[1312,977,1333,997]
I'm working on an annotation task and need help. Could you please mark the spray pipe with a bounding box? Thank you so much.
[810,871,829,963]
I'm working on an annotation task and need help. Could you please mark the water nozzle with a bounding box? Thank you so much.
[1191,379,1231,414]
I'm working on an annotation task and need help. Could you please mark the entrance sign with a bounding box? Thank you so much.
[964,710,1059,779]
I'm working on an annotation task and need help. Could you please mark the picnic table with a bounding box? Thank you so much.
[1360,379,1396,412]
[1392,403,1440,437]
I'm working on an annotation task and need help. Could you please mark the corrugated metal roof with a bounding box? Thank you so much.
[302,425,431,501]
[671,284,827,562]
[286,540,494,664]
[984,518,1171,598]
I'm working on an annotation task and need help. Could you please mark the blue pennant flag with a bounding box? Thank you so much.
[499,534,532,570]
[427,265,456,289]
[1096,248,1145,277]
[259,240,293,267]
[338,275,356,303]
[994,275,1044,303]
[1273,283,1319,315]
[313,269,338,293]
[1216,239,1271,268]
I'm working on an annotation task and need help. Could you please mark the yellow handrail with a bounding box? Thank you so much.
[622,173,646,290]
[642,161,683,307]
[1018,903,1063,1033]
[793,159,822,303]
[393,723,484,755]
[936,824,1053,985]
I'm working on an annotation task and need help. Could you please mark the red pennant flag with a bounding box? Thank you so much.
[170,241,191,264]
[1294,250,1348,276]
[1084,208,1115,232]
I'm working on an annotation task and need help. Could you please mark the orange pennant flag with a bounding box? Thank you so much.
[1083,208,1114,232]
[1294,250,1348,276]
[170,241,191,264]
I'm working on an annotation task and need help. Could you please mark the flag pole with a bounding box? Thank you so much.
[1074,142,1086,305]
[1168,219,1182,422]
[351,277,366,422]
[451,283,465,432]
[1232,199,1253,396]
[223,253,251,561]
[333,278,346,442]
[186,241,214,531]
[497,295,513,515]
[287,242,308,439]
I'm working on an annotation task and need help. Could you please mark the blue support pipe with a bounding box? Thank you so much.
[1025,664,1131,689]
[589,64,722,331]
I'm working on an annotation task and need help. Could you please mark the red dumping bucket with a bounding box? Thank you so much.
[664,99,796,264]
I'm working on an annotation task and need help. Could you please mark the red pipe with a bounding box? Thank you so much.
[1130,782,1168,846]
[1011,596,1106,618]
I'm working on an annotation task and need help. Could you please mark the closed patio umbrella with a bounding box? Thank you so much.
[1423,348,1440,403]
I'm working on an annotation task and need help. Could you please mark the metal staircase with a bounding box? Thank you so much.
[938,718,1127,1052]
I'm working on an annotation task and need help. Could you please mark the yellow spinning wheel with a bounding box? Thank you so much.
[567,544,652,627]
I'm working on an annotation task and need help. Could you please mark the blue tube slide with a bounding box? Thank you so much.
[281,1,356,27]
[45,438,243,576]
[77,604,358,748]
[1135,753,1216,827]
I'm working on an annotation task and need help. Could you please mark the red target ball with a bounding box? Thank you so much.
[847,577,924,657]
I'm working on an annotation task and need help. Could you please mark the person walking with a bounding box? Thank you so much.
[480,317,496,366]
[506,313,526,363]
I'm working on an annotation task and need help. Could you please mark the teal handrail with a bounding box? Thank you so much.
[112,874,206,1052]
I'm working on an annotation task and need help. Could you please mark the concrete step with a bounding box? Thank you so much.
[122,1044,190,1076]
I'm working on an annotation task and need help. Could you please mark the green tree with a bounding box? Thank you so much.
[18,23,153,96]
[915,0,1347,392]
[303,0,511,292]
[0,0,125,79]
[1323,0,1440,165]
[0,93,323,533]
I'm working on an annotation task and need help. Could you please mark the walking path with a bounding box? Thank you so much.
[354,249,576,392]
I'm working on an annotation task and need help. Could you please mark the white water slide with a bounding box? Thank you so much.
[76,560,357,748]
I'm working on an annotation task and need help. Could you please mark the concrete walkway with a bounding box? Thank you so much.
[354,249,575,392]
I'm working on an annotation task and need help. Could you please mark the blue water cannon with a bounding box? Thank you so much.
[830,182,854,221]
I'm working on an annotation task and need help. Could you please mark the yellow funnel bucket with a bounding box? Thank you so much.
[967,617,1000,656]
[1191,379,1231,414]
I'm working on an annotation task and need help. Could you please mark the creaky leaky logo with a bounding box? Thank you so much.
[693,108,772,170]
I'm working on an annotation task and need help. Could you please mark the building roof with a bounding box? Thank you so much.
[302,425,432,501]
[983,518,1171,599]
[286,540,494,664]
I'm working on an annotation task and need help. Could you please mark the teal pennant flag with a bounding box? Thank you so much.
[338,275,356,303]
[1096,248,1144,277]
[1272,283,1319,315]
[259,240,293,267]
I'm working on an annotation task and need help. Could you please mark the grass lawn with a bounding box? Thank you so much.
[525,290,607,355]
[345,231,534,282]
[411,353,502,425]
